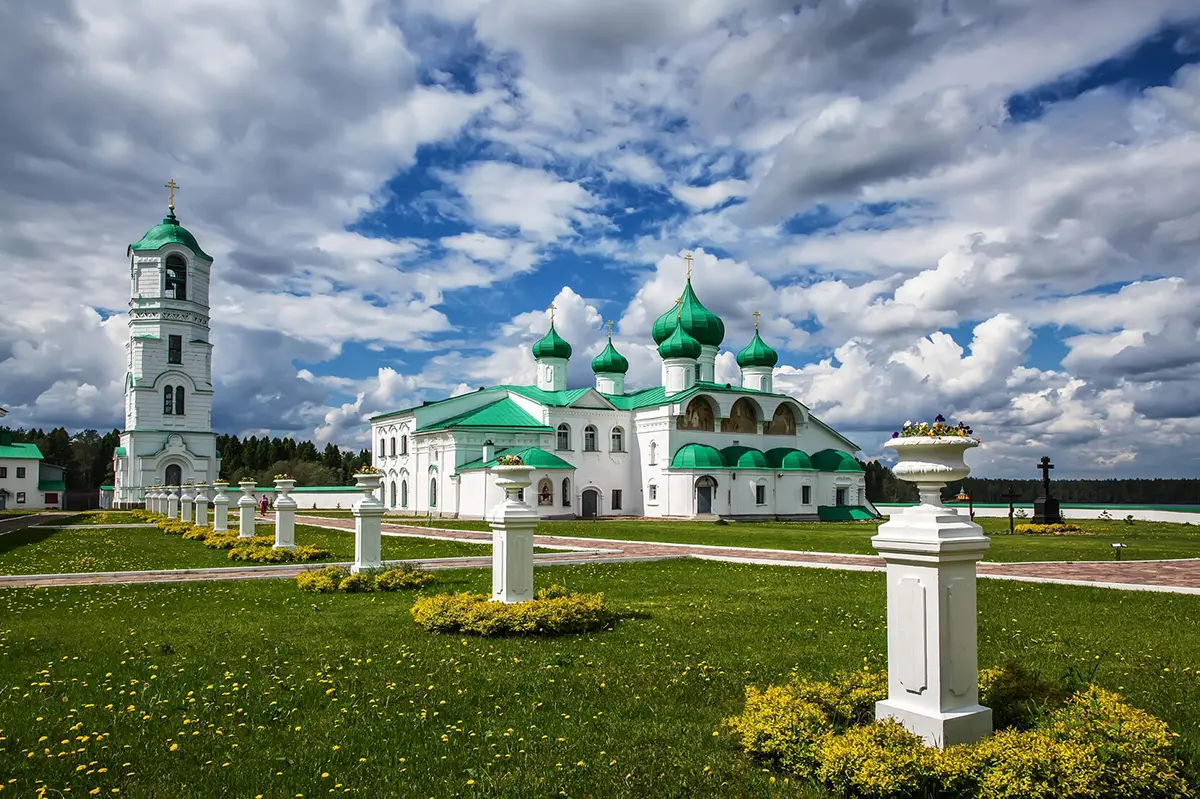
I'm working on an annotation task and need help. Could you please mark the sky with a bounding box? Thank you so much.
[2,0,1200,478]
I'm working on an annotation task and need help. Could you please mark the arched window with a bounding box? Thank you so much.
[429,478,438,508]
[561,478,571,507]
[389,437,396,457]
[537,478,553,506]
[165,254,187,300]
[648,441,657,465]
[400,435,408,455]
[165,464,182,486]
[721,398,759,434]
[584,425,598,452]
[401,480,408,508]
[163,385,174,415]
[378,437,385,456]
[556,423,571,451]
[389,480,397,507]
[610,426,624,452]
[174,386,185,415]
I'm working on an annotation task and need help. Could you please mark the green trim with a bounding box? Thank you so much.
[0,442,43,460]
[134,334,162,341]
[129,211,213,260]
[37,480,67,492]
[100,484,114,491]
[419,398,555,433]
[458,446,575,471]
[114,446,127,457]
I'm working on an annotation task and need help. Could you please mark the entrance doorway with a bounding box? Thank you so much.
[581,489,600,518]
[695,475,717,514]
[835,487,848,506]
[165,464,182,486]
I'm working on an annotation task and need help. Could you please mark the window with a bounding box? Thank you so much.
[16,467,26,479]
[378,438,385,456]
[401,435,408,455]
[429,478,437,508]
[755,484,766,505]
[401,480,408,508]
[174,386,185,415]
[802,485,811,506]
[561,478,571,507]
[583,425,598,452]
[611,489,622,510]
[836,487,847,507]
[648,441,657,465]
[45,493,58,505]
[556,423,571,451]
[16,492,25,504]
[166,464,182,486]
[610,426,624,452]
[168,334,182,364]
[0,467,6,478]
[389,437,396,457]
[389,481,396,507]
[694,363,701,381]
[163,385,174,415]
[165,254,187,300]
[648,483,657,502]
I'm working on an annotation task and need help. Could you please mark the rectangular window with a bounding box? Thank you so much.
[755,484,766,505]
[0,467,6,478]
[611,489,622,510]
[168,335,182,364]
[16,492,25,504]
[16,467,25,479]
[836,487,848,506]
[647,484,657,502]
[44,493,58,504]
[802,485,811,506]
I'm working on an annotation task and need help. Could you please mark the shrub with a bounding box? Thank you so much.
[228,544,330,563]
[182,525,214,541]
[410,589,612,636]
[376,566,436,591]
[816,720,933,799]
[968,729,1103,799]
[726,683,832,776]
[1013,523,1084,535]
[296,566,346,593]
[978,662,1071,730]
[338,571,376,593]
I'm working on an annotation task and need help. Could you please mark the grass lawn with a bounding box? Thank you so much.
[0,524,488,576]
[53,511,152,526]
[300,513,1200,563]
[0,560,1197,797]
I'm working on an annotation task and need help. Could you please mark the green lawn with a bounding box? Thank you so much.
[0,524,488,576]
[52,511,152,526]
[297,514,1200,563]
[0,559,1197,797]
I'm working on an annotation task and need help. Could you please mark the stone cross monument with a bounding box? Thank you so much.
[1032,456,1062,524]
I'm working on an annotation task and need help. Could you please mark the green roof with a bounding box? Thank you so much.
[129,211,212,261]
[652,279,725,346]
[591,336,629,374]
[532,323,572,360]
[38,480,67,492]
[669,443,726,470]
[818,506,877,521]
[658,322,702,359]
[765,447,815,470]
[721,446,770,469]
[114,446,127,457]
[810,449,863,473]
[459,446,575,471]
[100,484,114,491]
[419,398,554,433]
[0,441,42,460]
[736,330,779,368]
[504,385,598,407]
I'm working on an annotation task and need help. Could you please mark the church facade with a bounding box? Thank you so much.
[111,193,219,508]
[371,274,870,521]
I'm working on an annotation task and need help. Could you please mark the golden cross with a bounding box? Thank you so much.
[548,302,556,324]
[683,251,693,280]
[606,320,614,337]
[165,178,180,211]
[752,310,761,331]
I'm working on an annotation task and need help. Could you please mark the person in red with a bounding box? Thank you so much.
[259,494,269,516]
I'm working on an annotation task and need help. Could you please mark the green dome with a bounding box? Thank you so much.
[811,449,863,473]
[670,443,725,470]
[765,448,815,471]
[721,446,770,469]
[737,331,779,368]
[657,322,702,360]
[129,211,212,261]
[651,280,725,347]
[591,337,629,374]
[532,323,572,360]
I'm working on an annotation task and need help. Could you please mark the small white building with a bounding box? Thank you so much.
[0,434,64,510]
[371,277,871,521]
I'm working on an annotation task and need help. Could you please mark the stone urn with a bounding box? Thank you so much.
[490,464,535,509]
[354,472,384,504]
[886,436,979,508]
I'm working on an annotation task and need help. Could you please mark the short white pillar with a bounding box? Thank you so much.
[152,486,162,515]
[873,436,991,748]
[237,481,257,539]
[194,482,209,526]
[487,464,537,603]
[351,472,385,573]
[273,478,297,550]
[167,485,180,520]
[180,484,195,525]
[212,482,230,532]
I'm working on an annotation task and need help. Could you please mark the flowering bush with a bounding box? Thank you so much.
[295,566,343,593]
[295,564,436,593]
[495,455,526,466]
[376,564,436,591]
[338,570,376,593]
[228,544,329,563]
[892,414,979,440]
[1012,522,1085,535]
[273,473,294,481]
[410,586,612,636]
[238,477,256,484]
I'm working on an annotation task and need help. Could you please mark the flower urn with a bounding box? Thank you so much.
[491,464,535,504]
[886,436,979,508]
[353,472,384,503]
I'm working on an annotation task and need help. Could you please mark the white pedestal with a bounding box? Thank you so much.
[273,479,297,550]
[194,483,209,526]
[351,473,385,573]
[180,485,195,525]
[487,466,537,604]
[167,486,180,520]
[212,484,229,532]
[237,482,257,539]
[151,487,161,515]
[873,502,992,748]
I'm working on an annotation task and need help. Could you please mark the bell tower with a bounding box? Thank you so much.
[113,181,219,507]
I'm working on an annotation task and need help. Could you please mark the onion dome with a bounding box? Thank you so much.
[651,280,726,347]
[129,209,212,261]
[532,323,572,360]
[651,301,681,345]
[657,322,702,360]
[736,331,779,368]
[591,336,629,374]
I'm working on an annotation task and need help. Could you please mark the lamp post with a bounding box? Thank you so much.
[999,490,1021,535]
[955,488,974,521]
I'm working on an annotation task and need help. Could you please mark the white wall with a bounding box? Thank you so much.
[0,458,50,509]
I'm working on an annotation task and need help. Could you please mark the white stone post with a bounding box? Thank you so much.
[487,464,537,603]
[212,481,230,533]
[152,486,162,515]
[167,485,180,520]
[180,483,195,524]
[194,482,209,526]
[873,436,991,748]
[351,472,385,573]
[273,477,297,550]
[237,481,257,539]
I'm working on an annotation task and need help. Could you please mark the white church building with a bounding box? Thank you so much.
[111,190,220,508]
[372,275,871,521]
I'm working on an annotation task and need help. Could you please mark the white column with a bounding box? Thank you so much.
[180,484,195,524]
[237,481,257,539]
[873,436,991,748]
[212,482,230,532]
[153,486,162,515]
[273,478,297,550]
[487,465,537,603]
[351,473,385,573]
[194,482,209,526]
[167,485,180,520]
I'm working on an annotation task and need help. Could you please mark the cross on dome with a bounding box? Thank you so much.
[683,251,693,280]
[752,310,761,331]
[165,178,179,212]
[548,302,556,324]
